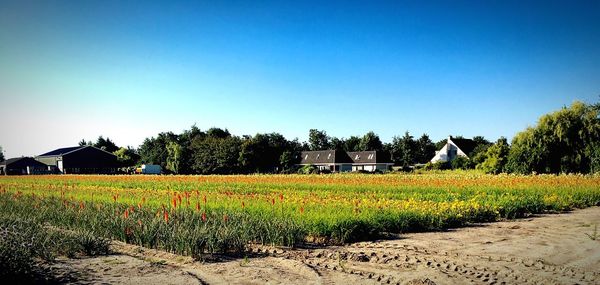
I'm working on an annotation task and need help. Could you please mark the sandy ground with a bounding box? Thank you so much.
[45,206,600,285]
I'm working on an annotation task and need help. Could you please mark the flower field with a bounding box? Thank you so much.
[1,173,599,257]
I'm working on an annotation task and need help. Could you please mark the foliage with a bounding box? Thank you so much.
[191,136,242,174]
[239,133,295,173]
[78,139,92,146]
[423,161,450,170]
[113,147,140,167]
[359,131,383,151]
[506,101,600,174]
[308,129,330,150]
[390,132,417,166]
[138,132,178,170]
[344,136,362,152]
[0,215,109,282]
[206,127,231,139]
[450,156,472,170]
[415,134,436,164]
[477,137,510,174]
[94,136,119,153]
[298,164,318,174]
[166,141,183,174]
[0,145,3,162]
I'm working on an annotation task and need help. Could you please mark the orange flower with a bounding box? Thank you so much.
[123,209,129,219]
[163,211,169,223]
[201,212,207,222]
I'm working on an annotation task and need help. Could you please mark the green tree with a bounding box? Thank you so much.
[177,125,206,174]
[506,101,600,174]
[166,141,183,174]
[94,136,119,153]
[191,136,242,174]
[434,138,447,151]
[477,137,510,174]
[238,133,292,173]
[415,134,436,163]
[308,129,330,150]
[206,127,231,139]
[359,131,383,151]
[0,145,4,161]
[450,156,471,170]
[138,132,178,170]
[113,147,140,167]
[344,136,361,152]
[390,132,417,166]
[330,137,345,150]
[78,139,92,146]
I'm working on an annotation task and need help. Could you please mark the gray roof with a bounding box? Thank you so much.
[347,151,392,164]
[300,150,392,164]
[1,157,48,167]
[450,138,478,156]
[300,150,352,164]
[38,146,83,157]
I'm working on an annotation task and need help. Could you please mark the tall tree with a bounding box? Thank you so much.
[94,136,119,153]
[344,136,361,152]
[390,132,417,166]
[206,127,231,139]
[330,137,345,150]
[138,132,178,169]
[478,137,510,174]
[113,147,140,167]
[308,129,330,150]
[0,145,4,161]
[506,101,600,174]
[415,134,436,163]
[166,141,183,174]
[78,139,92,146]
[178,125,206,174]
[191,136,242,174]
[359,131,383,151]
[238,133,291,173]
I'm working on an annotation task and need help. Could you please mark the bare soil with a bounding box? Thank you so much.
[45,206,600,284]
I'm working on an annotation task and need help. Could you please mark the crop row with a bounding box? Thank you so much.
[0,173,599,257]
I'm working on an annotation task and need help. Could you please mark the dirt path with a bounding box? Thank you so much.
[49,207,600,284]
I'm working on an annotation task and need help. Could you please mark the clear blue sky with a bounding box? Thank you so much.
[1,0,599,158]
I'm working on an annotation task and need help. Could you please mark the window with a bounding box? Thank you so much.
[304,154,308,160]
[355,154,360,160]
[368,154,374,159]
[316,154,320,159]
[327,153,332,159]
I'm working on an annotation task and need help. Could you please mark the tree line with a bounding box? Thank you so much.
[73,100,599,175]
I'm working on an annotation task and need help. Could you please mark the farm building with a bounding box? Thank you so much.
[0,157,51,175]
[298,150,393,172]
[36,146,120,174]
[430,136,477,163]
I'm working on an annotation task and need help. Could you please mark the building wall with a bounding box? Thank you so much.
[430,139,468,163]
[36,156,60,167]
[62,147,119,170]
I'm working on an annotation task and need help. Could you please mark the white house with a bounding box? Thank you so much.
[430,136,477,163]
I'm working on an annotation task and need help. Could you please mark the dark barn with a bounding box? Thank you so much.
[36,146,120,174]
[0,157,51,175]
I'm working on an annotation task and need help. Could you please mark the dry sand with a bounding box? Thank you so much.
[46,206,600,284]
